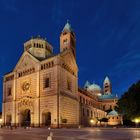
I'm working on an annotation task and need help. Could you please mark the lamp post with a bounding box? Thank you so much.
[0,119,3,128]
[90,119,94,127]
[135,118,139,139]
[135,119,139,128]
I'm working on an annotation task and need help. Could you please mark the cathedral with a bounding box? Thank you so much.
[2,21,120,127]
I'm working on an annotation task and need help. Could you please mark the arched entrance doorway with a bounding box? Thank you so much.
[6,114,12,126]
[20,109,31,126]
[42,112,51,126]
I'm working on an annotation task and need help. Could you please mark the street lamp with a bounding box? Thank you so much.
[0,119,3,128]
[135,119,139,128]
[134,118,140,139]
[90,119,94,127]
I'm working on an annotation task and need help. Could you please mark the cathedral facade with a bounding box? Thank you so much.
[2,22,118,127]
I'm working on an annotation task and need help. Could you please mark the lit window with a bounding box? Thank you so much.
[63,39,69,45]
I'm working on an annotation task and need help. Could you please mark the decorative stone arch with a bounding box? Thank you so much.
[41,109,51,127]
[17,98,34,126]
[5,113,12,126]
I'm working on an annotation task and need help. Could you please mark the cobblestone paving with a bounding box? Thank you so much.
[0,127,139,140]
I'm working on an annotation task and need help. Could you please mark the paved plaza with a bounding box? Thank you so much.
[0,127,139,140]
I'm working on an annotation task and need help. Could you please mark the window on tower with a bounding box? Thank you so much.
[63,39,69,45]
[67,78,72,91]
[7,87,12,96]
[44,77,50,88]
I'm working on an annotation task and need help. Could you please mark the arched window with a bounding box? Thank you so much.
[91,111,93,117]
[7,87,12,96]
[41,65,43,70]
[83,108,85,116]
[80,96,82,103]
[67,78,72,91]
[44,77,50,88]
[87,109,89,117]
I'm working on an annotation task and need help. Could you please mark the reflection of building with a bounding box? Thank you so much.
[2,21,119,127]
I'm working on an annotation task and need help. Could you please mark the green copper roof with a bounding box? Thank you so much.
[84,81,90,88]
[104,76,110,84]
[62,20,73,32]
[108,110,119,116]
[98,94,117,100]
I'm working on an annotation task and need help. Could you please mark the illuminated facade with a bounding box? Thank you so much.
[79,76,118,126]
[2,22,119,127]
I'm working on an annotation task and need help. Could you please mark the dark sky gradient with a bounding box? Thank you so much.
[0,0,140,107]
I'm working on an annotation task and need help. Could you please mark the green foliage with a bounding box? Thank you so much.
[118,80,140,120]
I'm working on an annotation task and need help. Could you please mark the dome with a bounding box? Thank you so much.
[108,110,119,116]
[87,83,101,91]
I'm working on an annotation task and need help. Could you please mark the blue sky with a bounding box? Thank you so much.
[0,0,140,108]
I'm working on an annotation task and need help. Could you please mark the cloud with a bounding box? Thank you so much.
[109,49,140,82]
[116,50,140,67]
[51,0,64,25]
[50,0,75,25]
[108,49,140,95]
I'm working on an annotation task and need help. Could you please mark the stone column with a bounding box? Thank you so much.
[12,73,16,126]
[2,80,6,126]
[31,111,34,127]
[34,71,40,127]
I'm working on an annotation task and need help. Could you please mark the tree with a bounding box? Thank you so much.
[118,80,140,121]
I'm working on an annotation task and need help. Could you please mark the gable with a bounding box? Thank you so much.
[14,51,40,71]
[60,49,78,72]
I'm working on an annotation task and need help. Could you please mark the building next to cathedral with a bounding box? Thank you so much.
[2,21,121,128]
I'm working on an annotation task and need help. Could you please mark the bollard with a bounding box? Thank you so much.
[47,135,52,140]
[47,131,53,140]
[50,132,53,137]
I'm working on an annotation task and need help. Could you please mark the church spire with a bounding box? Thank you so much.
[103,76,112,94]
[60,20,76,58]
[104,76,110,84]
[62,20,73,33]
